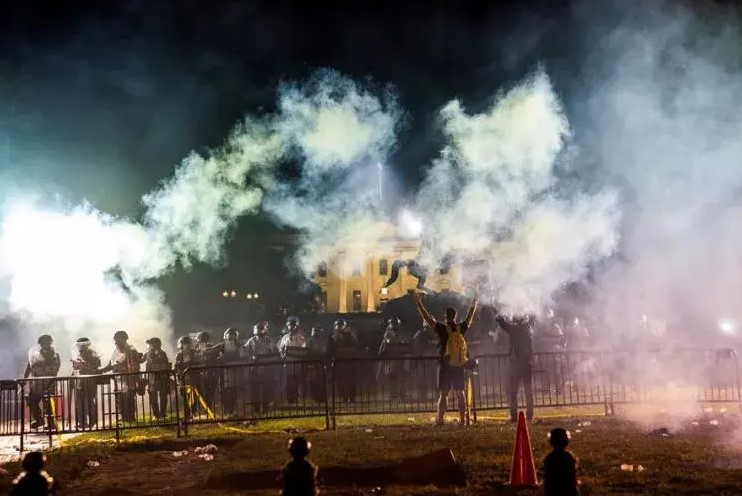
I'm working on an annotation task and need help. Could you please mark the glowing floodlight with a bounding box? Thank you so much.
[253,292,259,299]
[718,318,737,335]
[222,291,229,298]
[230,290,237,298]
[247,293,253,299]
[399,209,423,237]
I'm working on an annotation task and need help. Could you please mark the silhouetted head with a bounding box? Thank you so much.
[288,436,311,459]
[548,428,570,450]
[22,451,46,472]
[146,337,162,350]
[445,307,457,322]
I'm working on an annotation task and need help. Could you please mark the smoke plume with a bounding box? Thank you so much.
[415,68,619,312]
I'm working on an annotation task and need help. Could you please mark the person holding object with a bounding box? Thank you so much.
[413,292,477,426]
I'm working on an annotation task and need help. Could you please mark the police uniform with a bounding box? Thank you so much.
[279,331,308,404]
[378,323,411,400]
[144,343,171,420]
[24,345,61,429]
[71,340,101,429]
[307,327,330,403]
[216,331,245,416]
[195,334,219,413]
[108,344,144,422]
[245,329,278,413]
[175,340,198,419]
[329,328,359,402]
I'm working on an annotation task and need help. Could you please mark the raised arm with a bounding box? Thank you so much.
[412,292,437,327]
[463,297,479,328]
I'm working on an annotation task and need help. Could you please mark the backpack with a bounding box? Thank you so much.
[445,324,468,367]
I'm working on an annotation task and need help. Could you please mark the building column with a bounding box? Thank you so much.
[338,258,348,313]
[366,258,376,312]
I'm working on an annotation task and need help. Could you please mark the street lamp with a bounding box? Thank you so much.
[222,290,229,298]
[230,290,237,298]
[247,293,253,299]
[253,292,259,299]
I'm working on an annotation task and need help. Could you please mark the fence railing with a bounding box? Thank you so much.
[0,349,738,449]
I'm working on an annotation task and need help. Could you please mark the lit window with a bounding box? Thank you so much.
[352,262,361,277]
[318,262,328,278]
[352,290,362,312]
[379,259,388,276]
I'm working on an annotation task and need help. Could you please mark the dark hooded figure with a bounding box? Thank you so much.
[495,312,536,422]
[10,451,58,496]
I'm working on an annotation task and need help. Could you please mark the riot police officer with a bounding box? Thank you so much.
[24,335,61,429]
[278,317,308,404]
[215,327,244,416]
[144,337,171,420]
[194,331,218,412]
[98,330,144,423]
[329,318,359,403]
[378,316,411,400]
[306,326,330,403]
[175,335,198,420]
[244,322,278,414]
[71,337,101,429]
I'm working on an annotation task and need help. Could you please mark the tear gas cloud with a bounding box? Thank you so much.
[415,69,619,313]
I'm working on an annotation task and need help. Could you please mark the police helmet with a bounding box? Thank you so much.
[113,330,129,341]
[224,327,239,340]
[75,337,91,350]
[286,315,299,327]
[177,336,192,349]
[548,427,571,449]
[253,321,268,336]
[385,316,401,329]
[334,318,347,331]
[288,436,311,458]
[37,334,53,346]
[22,451,46,472]
[197,331,211,343]
[146,337,162,348]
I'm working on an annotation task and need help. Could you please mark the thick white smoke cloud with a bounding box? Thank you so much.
[263,70,401,276]
[416,69,619,312]
[0,199,171,374]
[578,1,742,345]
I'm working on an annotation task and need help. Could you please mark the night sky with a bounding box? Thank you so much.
[0,0,735,329]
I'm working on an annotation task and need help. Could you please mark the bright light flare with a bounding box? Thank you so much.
[0,204,130,321]
[399,209,423,237]
[718,318,737,335]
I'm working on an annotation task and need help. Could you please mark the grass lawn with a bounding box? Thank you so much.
[1,405,740,495]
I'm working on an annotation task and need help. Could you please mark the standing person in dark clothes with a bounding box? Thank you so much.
[10,451,58,496]
[543,427,578,496]
[71,337,101,429]
[328,318,359,402]
[413,292,478,426]
[144,337,171,420]
[495,312,536,422]
[281,436,318,496]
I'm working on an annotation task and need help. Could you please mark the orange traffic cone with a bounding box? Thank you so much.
[509,411,537,486]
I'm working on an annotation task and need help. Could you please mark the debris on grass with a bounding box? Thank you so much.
[691,421,700,426]
[574,429,582,433]
[577,421,591,427]
[365,428,373,433]
[720,408,728,413]
[195,444,218,454]
[637,465,645,472]
[172,450,188,457]
[407,418,416,423]
[709,420,719,426]
[369,487,386,494]
[86,461,100,467]
[649,427,671,437]
[704,407,713,413]
[198,453,214,462]
[620,464,634,471]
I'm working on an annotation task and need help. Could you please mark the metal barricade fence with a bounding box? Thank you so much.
[17,370,181,447]
[330,356,440,417]
[181,360,330,435]
[0,349,738,447]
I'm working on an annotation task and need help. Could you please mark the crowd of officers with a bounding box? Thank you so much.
[21,308,593,429]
